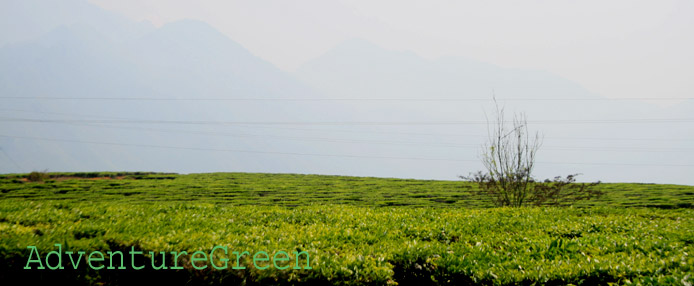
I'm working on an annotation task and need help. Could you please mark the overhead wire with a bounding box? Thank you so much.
[2,108,692,142]
[7,120,694,153]
[1,134,692,167]
[1,117,693,126]
[1,96,692,101]
[0,147,23,171]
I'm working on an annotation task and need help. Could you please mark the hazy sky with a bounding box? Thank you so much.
[88,0,694,101]
[1,0,693,184]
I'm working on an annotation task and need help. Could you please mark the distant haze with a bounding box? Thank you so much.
[84,0,694,101]
[1,0,693,185]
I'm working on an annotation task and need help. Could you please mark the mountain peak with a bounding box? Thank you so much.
[157,19,223,38]
[137,19,249,57]
[323,38,420,60]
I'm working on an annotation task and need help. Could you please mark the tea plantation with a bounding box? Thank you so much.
[0,172,692,285]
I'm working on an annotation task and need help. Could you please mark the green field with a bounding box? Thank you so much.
[1,172,693,285]
[2,172,693,209]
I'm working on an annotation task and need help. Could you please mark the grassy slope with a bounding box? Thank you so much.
[1,172,693,208]
[0,172,693,285]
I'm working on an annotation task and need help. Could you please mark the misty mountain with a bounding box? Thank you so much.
[294,39,694,184]
[296,38,603,101]
[0,0,154,47]
[0,0,692,184]
[0,2,336,174]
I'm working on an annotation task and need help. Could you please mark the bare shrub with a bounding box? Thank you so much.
[462,100,602,207]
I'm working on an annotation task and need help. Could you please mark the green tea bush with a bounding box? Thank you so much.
[0,201,691,285]
[26,170,49,182]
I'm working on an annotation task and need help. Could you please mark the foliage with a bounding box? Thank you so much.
[0,201,692,285]
[465,172,604,207]
[26,170,50,182]
[474,102,541,207]
[530,174,603,206]
[0,173,692,284]
[0,172,691,209]
[464,101,602,207]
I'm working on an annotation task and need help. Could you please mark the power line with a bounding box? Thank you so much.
[2,109,693,142]
[0,96,692,101]
[227,124,694,142]
[1,134,693,167]
[0,147,23,171]
[0,134,477,163]
[0,108,134,120]
[1,117,693,126]
[18,120,694,153]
